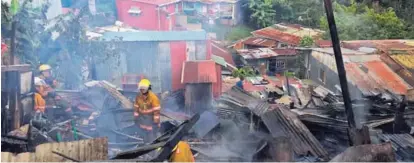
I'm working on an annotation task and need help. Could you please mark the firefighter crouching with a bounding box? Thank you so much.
[134,79,161,142]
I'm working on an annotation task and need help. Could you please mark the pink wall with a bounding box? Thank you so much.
[116,0,178,30]
[170,41,187,90]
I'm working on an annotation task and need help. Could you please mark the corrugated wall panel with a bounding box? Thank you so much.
[195,41,207,60]
[158,42,172,92]
[170,41,187,90]
[124,42,162,93]
[187,41,196,61]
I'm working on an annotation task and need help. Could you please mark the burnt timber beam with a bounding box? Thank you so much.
[1,64,31,72]
[393,95,407,133]
[110,114,200,161]
[323,0,367,146]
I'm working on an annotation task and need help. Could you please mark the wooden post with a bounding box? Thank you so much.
[393,95,407,133]
[7,71,21,130]
[268,137,293,162]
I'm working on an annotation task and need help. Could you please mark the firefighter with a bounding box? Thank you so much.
[134,79,161,142]
[169,141,195,162]
[38,64,58,89]
[37,64,72,121]
[34,77,47,113]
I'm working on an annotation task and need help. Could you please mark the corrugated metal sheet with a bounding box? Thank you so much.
[195,41,207,60]
[342,40,414,51]
[364,61,411,94]
[242,36,277,47]
[1,138,108,162]
[101,31,207,41]
[272,49,297,56]
[187,41,196,61]
[261,106,329,160]
[391,54,414,69]
[211,42,236,67]
[170,41,187,90]
[237,48,278,59]
[132,0,180,5]
[158,42,173,92]
[124,41,163,93]
[315,40,332,48]
[251,27,301,45]
[377,133,414,161]
[182,60,218,83]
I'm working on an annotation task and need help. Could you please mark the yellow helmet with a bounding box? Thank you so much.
[138,79,151,89]
[39,64,52,71]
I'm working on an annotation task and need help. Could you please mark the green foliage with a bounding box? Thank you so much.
[299,36,314,47]
[319,1,410,40]
[247,0,276,28]
[232,66,255,78]
[225,25,253,41]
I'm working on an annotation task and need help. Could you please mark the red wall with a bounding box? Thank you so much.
[116,0,178,30]
[213,65,222,98]
[170,41,187,90]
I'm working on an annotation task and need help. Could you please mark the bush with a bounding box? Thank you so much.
[225,25,254,41]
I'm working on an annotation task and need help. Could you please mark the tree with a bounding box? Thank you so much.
[319,1,410,40]
[247,0,276,28]
[225,25,253,41]
[232,66,255,78]
[299,36,314,47]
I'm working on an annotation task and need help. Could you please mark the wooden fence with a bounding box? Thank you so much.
[1,137,108,162]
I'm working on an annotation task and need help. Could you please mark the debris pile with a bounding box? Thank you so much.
[2,80,414,162]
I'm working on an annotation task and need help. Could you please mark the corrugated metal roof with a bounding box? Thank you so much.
[211,42,236,67]
[363,61,410,94]
[391,54,414,69]
[252,27,301,45]
[342,40,414,51]
[315,40,332,48]
[237,48,284,59]
[182,60,218,84]
[272,49,297,56]
[312,48,368,55]
[345,61,411,95]
[242,36,277,47]
[101,31,207,41]
[131,0,180,6]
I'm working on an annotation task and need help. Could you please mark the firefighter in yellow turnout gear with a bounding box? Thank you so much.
[134,79,161,142]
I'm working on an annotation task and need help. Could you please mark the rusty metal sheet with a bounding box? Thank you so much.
[181,61,218,84]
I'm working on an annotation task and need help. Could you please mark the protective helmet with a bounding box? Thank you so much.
[39,64,52,72]
[138,79,151,90]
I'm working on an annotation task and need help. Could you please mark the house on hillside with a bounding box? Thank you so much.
[116,0,182,30]
[93,30,212,93]
[236,48,299,75]
[181,0,243,26]
[301,47,412,99]
[230,23,324,50]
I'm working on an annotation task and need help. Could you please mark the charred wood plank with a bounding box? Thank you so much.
[268,137,293,162]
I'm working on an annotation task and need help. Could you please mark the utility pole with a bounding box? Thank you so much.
[323,0,368,146]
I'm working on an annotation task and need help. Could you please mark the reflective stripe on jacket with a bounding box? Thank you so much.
[34,93,46,113]
[134,91,161,130]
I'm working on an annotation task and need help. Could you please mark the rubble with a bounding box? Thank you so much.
[3,78,414,162]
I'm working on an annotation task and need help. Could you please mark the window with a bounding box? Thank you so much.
[128,6,142,16]
[319,68,326,83]
[279,43,288,48]
[276,60,286,69]
[268,59,286,72]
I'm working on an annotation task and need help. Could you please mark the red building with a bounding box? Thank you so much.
[116,0,182,30]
